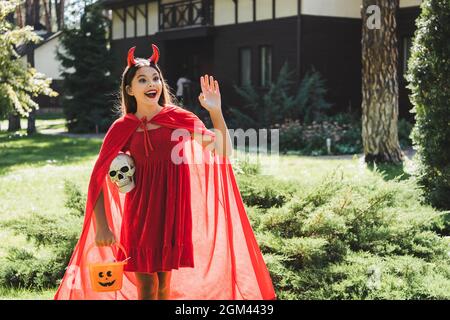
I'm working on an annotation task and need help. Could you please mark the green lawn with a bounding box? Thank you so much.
[0,115,443,299]
[0,287,56,300]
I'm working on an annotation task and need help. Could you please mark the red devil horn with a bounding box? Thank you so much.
[149,44,160,65]
[127,46,136,67]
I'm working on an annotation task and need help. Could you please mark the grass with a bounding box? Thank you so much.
[0,133,101,175]
[0,287,57,300]
[240,149,416,186]
[0,114,441,299]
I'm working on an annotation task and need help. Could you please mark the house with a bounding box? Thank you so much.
[100,0,422,120]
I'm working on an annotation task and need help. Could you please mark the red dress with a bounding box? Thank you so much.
[117,116,194,273]
[54,105,277,300]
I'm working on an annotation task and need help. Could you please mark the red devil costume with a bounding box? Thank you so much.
[54,44,276,300]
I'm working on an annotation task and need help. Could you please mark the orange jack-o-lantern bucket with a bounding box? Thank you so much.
[85,243,129,292]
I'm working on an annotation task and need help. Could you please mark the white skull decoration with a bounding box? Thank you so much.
[108,153,136,193]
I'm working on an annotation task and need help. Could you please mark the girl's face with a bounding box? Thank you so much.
[126,66,163,108]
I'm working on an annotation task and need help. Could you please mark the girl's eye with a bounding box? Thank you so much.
[139,78,146,83]
[154,77,160,81]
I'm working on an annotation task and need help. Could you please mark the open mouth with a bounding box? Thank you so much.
[145,90,158,99]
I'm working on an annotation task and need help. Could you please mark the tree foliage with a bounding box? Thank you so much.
[407,0,450,209]
[57,2,117,133]
[0,0,57,120]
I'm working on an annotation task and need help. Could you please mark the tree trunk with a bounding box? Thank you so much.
[16,5,23,27]
[28,0,38,135]
[361,0,404,164]
[43,0,52,32]
[7,1,29,132]
[8,113,21,132]
[55,0,61,30]
[32,0,40,30]
[61,0,65,28]
[27,109,37,135]
[25,0,33,29]
[58,0,65,30]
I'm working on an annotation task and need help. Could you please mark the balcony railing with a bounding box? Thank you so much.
[159,0,213,31]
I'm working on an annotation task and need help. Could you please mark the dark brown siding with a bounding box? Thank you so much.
[300,14,362,115]
[110,36,166,76]
[213,17,299,111]
[397,6,421,120]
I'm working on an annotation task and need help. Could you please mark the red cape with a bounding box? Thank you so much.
[54,104,276,300]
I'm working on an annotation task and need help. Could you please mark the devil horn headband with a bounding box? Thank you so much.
[127,47,136,67]
[149,44,160,65]
[127,44,160,68]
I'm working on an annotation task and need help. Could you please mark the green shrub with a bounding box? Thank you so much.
[406,0,450,210]
[0,179,84,289]
[233,157,262,176]
[273,111,411,156]
[271,251,450,300]
[0,248,64,290]
[276,119,304,153]
[429,211,450,236]
[327,253,450,300]
[295,68,332,125]
[237,174,296,208]
[333,120,362,155]
[63,180,86,217]
[229,63,331,129]
[252,169,450,299]
[276,117,362,155]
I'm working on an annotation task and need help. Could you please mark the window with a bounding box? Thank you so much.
[260,46,272,87]
[403,37,413,75]
[239,48,252,86]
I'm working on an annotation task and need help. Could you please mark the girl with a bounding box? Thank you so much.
[95,44,230,300]
[54,44,276,300]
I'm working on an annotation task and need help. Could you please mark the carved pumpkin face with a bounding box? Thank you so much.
[97,269,116,287]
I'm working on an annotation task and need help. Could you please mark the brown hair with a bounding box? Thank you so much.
[117,58,175,116]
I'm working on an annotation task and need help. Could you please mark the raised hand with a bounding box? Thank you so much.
[198,74,222,115]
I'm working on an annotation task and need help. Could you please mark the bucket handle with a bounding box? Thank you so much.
[84,242,129,264]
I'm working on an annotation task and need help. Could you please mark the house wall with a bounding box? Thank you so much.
[136,4,146,37]
[148,1,159,34]
[301,14,362,114]
[237,0,253,23]
[112,1,158,40]
[19,35,66,111]
[302,0,361,18]
[275,0,298,18]
[214,0,235,25]
[213,16,299,109]
[112,9,124,39]
[34,36,64,80]
[255,0,272,21]
[400,0,422,7]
